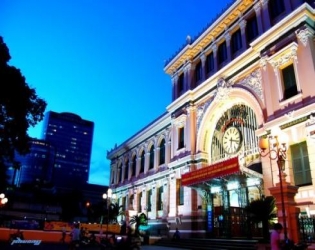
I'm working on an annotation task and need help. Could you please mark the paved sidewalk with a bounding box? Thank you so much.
[142,246,190,250]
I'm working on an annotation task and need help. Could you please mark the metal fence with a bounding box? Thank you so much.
[298,217,315,243]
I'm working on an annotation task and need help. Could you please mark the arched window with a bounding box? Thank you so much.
[159,139,165,165]
[124,159,129,180]
[140,150,145,173]
[149,145,154,170]
[131,155,136,177]
[118,163,123,183]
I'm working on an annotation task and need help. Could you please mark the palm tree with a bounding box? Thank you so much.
[245,196,277,241]
[129,213,148,235]
[109,202,124,224]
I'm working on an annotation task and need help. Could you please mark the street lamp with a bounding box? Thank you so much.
[258,129,288,240]
[0,193,8,206]
[102,188,116,238]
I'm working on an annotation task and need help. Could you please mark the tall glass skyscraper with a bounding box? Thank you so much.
[42,111,94,192]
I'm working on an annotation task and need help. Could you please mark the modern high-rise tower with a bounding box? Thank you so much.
[42,111,94,192]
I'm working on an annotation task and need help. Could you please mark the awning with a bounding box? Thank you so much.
[181,157,239,186]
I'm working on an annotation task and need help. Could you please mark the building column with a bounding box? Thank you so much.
[239,19,247,51]
[269,172,300,243]
[200,52,207,81]
[168,173,177,218]
[171,74,178,101]
[225,32,232,63]
[254,2,264,35]
[212,44,218,73]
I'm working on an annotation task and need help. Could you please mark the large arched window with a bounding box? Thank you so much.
[140,150,145,173]
[131,155,136,177]
[149,145,154,170]
[159,139,165,165]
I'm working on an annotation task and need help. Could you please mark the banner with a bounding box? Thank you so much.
[181,157,239,186]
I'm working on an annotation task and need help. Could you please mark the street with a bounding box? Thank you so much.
[0,241,189,250]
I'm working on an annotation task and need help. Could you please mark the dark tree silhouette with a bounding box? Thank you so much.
[245,196,277,241]
[109,202,124,224]
[0,36,47,191]
[129,213,148,236]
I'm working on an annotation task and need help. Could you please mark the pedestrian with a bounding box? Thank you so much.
[270,223,283,250]
[173,227,180,241]
[60,226,67,243]
[70,224,80,250]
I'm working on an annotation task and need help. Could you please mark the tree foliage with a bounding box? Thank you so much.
[109,202,124,224]
[129,213,148,235]
[245,196,277,240]
[0,36,47,190]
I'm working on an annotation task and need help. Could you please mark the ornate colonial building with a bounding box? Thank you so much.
[107,0,315,240]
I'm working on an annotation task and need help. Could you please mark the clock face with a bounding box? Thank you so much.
[222,127,242,154]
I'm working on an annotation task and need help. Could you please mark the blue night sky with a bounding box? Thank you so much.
[0,0,232,186]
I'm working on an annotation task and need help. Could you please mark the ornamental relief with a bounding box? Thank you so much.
[197,98,213,131]
[213,77,232,103]
[236,69,264,103]
[269,43,298,69]
[296,28,314,47]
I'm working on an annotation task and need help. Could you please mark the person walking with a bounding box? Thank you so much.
[172,228,180,241]
[270,223,283,250]
[60,226,67,244]
[70,224,80,250]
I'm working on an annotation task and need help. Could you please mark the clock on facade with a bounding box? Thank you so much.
[222,126,242,154]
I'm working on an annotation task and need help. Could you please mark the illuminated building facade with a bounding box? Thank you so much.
[43,111,94,192]
[107,0,315,239]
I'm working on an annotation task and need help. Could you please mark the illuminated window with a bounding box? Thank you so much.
[149,145,154,169]
[178,127,185,149]
[140,150,145,173]
[291,142,312,186]
[159,139,165,165]
[281,64,298,100]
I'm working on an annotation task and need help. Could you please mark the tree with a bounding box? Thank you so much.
[109,202,124,224]
[129,213,148,236]
[245,196,277,241]
[0,36,47,190]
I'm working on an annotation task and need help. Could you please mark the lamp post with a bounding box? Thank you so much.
[0,193,8,206]
[258,130,288,240]
[102,188,116,238]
